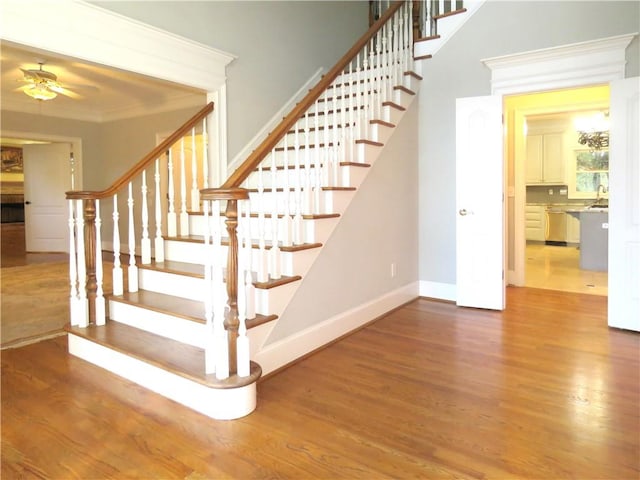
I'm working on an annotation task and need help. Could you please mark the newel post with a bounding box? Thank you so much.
[201,187,250,375]
[83,198,98,325]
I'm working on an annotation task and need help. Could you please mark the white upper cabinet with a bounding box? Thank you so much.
[525,120,567,185]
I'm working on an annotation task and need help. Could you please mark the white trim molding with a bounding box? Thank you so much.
[482,33,637,95]
[0,0,235,175]
[419,280,456,302]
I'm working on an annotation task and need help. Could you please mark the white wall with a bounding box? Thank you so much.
[418,0,639,289]
[90,1,369,162]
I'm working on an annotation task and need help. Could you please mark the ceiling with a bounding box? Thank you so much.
[1,42,206,126]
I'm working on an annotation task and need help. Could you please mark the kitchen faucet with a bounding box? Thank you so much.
[596,184,608,204]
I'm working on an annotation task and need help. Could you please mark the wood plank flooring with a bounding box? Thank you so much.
[2,288,638,479]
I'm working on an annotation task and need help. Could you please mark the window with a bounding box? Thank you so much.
[570,149,609,198]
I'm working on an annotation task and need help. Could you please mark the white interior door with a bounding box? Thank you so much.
[456,95,505,310]
[608,77,640,331]
[23,143,72,253]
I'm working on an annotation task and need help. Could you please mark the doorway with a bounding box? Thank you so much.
[0,133,82,259]
[503,85,611,296]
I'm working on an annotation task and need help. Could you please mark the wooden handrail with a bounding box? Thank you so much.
[221,1,404,189]
[66,102,214,200]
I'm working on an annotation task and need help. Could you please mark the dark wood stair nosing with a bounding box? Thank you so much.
[433,7,467,21]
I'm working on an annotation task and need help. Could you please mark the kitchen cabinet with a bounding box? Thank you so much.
[525,205,546,241]
[525,133,565,184]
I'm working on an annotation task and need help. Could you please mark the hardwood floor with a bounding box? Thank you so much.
[2,288,638,479]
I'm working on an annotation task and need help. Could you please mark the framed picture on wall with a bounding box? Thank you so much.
[1,146,24,173]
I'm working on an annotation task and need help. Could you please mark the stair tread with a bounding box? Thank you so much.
[66,322,261,389]
[189,210,341,220]
[433,7,467,20]
[139,259,303,289]
[110,289,277,329]
[164,235,323,253]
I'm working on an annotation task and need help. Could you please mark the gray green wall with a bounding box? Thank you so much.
[268,100,420,343]
[90,1,369,161]
[418,0,639,287]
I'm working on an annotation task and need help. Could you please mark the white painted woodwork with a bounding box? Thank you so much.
[68,200,80,327]
[111,195,124,296]
[154,159,165,263]
[608,77,640,332]
[141,170,152,264]
[75,199,88,328]
[127,182,139,293]
[456,95,505,310]
[95,200,106,326]
[167,150,177,238]
[22,143,72,252]
[485,33,635,295]
[179,139,189,237]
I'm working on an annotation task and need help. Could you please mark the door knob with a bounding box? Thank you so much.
[459,209,468,216]
[25,201,31,205]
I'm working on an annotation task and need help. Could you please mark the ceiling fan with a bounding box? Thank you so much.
[17,62,84,101]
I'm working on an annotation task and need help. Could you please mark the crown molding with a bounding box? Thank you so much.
[482,33,637,95]
[0,0,236,92]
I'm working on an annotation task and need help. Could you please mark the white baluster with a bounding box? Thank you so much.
[387,21,394,103]
[68,200,80,326]
[313,101,322,215]
[292,127,303,245]
[331,82,340,187]
[356,52,363,141]
[95,200,106,326]
[214,202,229,380]
[303,112,312,215]
[282,135,292,247]
[190,127,200,212]
[269,149,281,279]
[348,61,356,164]
[154,159,164,263]
[408,1,414,72]
[202,118,209,190]
[203,199,215,374]
[244,198,256,320]
[179,138,189,236]
[394,13,401,90]
[256,163,268,283]
[127,182,139,293]
[167,149,177,237]
[340,74,348,179]
[76,199,88,327]
[141,170,151,264]
[376,29,383,120]
[112,194,123,295]
[323,86,331,187]
[237,199,251,377]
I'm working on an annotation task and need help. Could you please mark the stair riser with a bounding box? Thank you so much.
[188,212,339,246]
[284,117,393,144]
[333,67,416,93]
[243,161,371,190]
[164,238,319,278]
[246,188,355,216]
[109,300,207,348]
[139,267,286,316]
[256,142,380,172]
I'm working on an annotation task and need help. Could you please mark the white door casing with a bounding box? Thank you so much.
[483,33,635,289]
[608,77,640,332]
[23,143,72,253]
[456,95,505,310]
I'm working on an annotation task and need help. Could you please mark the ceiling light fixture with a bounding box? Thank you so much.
[575,111,609,151]
[23,83,58,101]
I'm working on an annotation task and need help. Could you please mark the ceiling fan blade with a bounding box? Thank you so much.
[50,85,83,99]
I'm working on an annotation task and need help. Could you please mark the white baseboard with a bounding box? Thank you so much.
[419,280,456,302]
[254,282,419,376]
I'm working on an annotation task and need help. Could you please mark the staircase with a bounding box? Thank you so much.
[65,1,475,420]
